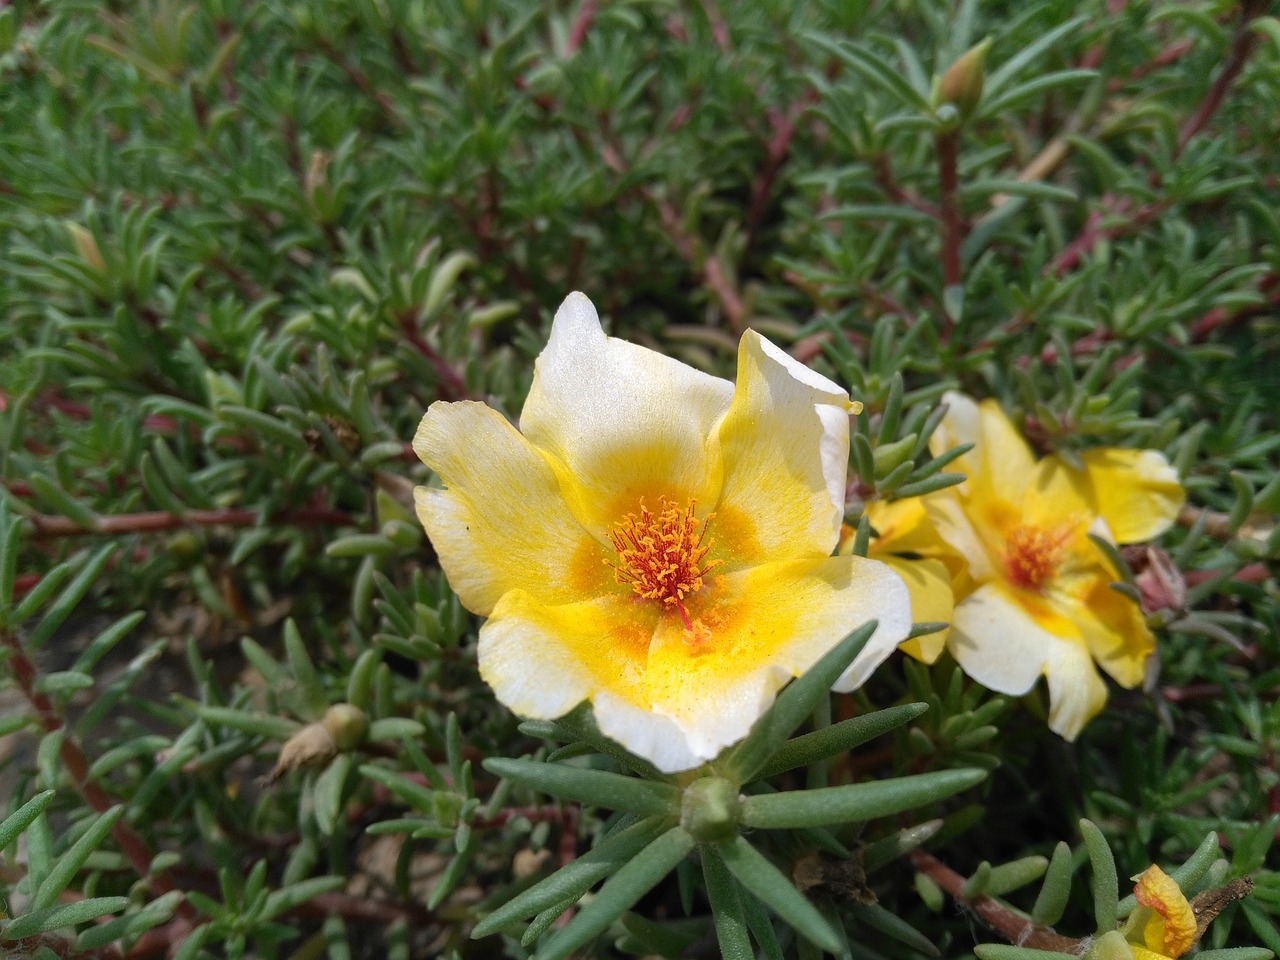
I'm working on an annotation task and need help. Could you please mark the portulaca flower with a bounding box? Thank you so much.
[412,292,911,772]
[880,392,1184,740]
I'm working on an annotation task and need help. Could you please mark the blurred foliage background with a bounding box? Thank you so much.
[1,0,1279,957]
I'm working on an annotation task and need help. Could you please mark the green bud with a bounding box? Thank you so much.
[680,777,741,842]
[322,703,369,752]
[1083,930,1134,960]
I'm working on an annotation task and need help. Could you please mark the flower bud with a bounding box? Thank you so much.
[680,777,741,842]
[936,38,991,119]
[322,703,370,752]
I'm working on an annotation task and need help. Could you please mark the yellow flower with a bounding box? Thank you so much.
[885,392,1184,739]
[412,292,911,773]
[1128,865,1197,960]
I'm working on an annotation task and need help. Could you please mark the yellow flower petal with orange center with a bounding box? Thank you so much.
[413,292,912,772]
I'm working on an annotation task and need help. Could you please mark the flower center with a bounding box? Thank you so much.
[1003,523,1071,591]
[606,497,721,629]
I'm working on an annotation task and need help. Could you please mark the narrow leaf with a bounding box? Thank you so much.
[703,846,754,960]
[1080,819,1118,933]
[741,769,986,829]
[535,826,694,960]
[32,806,124,909]
[3,897,130,939]
[718,835,841,954]
[471,816,671,937]
[483,757,679,817]
[0,790,56,852]
[754,703,928,781]
[722,621,877,784]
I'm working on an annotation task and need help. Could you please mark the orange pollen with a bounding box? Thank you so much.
[1003,524,1071,591]
[605,497,722,615]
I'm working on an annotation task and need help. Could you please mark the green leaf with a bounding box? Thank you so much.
[262,875,346,921]
[740,768,986,829]
[2,898,130,939]
[717,835,841,954]
[973,947,1076,960]
[76,890,184,950]
[26,545,116,650]
[721,620,878,784]
[753,703,928,781]
[483,757,679,817]
[534,826,695,960]
[987,856,1049,897]
[313,753,352,836]
[32,806,124,909]
[702,846,754,960]
[0,789,56,852]
[1190,952,1274,960]
[1032,842,1074,927]
[471,816,671,937]
[863,819,944,872]
[283,619,328,718]
[807,35,931,112]
[982,16,1087,96]
[199,706,301,740]
[1080,818,1118,933]
[850,901,939,956]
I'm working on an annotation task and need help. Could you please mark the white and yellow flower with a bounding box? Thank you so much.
[412,292,911,773]
[878,392,1184,740]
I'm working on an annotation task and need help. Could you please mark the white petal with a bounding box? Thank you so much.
[519,292,734,530]
[948,582,1108,740]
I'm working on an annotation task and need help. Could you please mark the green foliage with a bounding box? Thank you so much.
[0,0,1278,958]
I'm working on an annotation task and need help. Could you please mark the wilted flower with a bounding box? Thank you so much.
[412,292,911,772]
[1128,865,1197,960]
[876,392,1184,739]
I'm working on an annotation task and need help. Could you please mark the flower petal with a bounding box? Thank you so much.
[881,556,953,663]
[1072,576,1154,688]
[948,582,1108,740]
[519,292,734,530]
[1134,865,1196,959]
[1081,448,1184,543]
[932,393,1038,509]
[414,401,604,615]
[477,589,654,722]
[714,331,853,563]
[621,555,910,768]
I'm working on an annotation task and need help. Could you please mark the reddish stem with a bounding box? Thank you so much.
[911,850,1080,952]
[24,506,355,539]
[935,128,962,310]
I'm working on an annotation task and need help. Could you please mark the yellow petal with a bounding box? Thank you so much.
[478,588,654,724]
[1071,575,1155,689]
[1080,448,1185,544]
[931,393,1037,506]
[518,292,734,531]
[948,582,1108,740]
[866,497,947,557]
[634,555,911,768]
[1134,865,1196,959]
[882,556,953,662]
[714,331,853,564]
[1024,456,1095,529]
[413,401,603,616]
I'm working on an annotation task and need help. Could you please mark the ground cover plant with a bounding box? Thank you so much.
[1,0,1279,958]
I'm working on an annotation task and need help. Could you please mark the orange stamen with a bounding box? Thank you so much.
[606,497,722,611]
[1003,523,1072,591]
